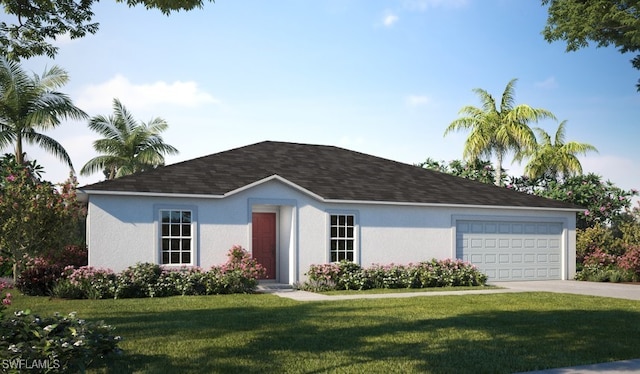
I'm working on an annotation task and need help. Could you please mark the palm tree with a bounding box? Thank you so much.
[444,78,556,185]
[80,99,179,179]
[521,120,598,180]
[0,56,87,168]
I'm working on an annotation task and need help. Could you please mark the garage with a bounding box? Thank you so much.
[456,220,564,281]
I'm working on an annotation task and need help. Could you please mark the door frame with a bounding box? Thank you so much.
[251,206,279,281]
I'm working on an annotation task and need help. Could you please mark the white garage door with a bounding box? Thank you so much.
[456,220,563,281]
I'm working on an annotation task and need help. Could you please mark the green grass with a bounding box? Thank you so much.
[5,290,640,373]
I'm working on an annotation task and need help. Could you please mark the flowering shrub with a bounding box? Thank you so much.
[582,248,618,268]
[0,310,122,372]
[618,245,640,280]
[46,246,265,299]
[16,246,89,296]
[53,266,117,299]
[301,259,488,291]
[0,281,12,314]
[114,262,163,299]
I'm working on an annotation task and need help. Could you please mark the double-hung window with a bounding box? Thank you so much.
[160,209,193,265]
[330,214,355,262]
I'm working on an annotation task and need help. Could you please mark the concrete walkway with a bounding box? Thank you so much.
[259,279,640,302]
[257,280,640,373]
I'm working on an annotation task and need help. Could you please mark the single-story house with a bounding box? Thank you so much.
[79,141,581,283]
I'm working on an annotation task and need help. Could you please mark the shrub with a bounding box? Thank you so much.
[0,310,122,372]
[114,262,162,299]
[15,246,89,296]
[15,260,63,296]
[47,246,265,299]
[618,245,640,280]
[300,258,488,291]
[52,266,116,299]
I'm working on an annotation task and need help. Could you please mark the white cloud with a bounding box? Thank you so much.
[406,95,431,107]
[535,77,558,89]
[382,11,399,27]
[402,0,468,11]
[76,74,220,113]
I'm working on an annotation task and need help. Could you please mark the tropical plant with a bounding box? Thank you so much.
[520,120,598,180]
[0,56,87,168]
[444,78,556,185]
[80,98,179,179]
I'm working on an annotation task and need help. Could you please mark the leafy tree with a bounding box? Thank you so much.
[509,173,638,230]
[520,120,598,180]
[444,78,556,186]
[0,154,86,282]
[417,158,504,185]
[0,0,215,61]
[542,0,640,90]
[0,56,87,168]
[80,98,179,179]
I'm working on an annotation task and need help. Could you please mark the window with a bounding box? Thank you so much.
[330,214,355,262]
[160,210,192,265]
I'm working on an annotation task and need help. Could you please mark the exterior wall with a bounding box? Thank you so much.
[86,179,577,281]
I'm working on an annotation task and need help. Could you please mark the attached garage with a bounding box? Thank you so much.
[456,220,565,281]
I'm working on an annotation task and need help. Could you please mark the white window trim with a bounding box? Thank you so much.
[154,205,198,267]
[326,210,360,264]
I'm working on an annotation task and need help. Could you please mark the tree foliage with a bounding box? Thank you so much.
[80,98,179,179]
[0,154,86,281]
[509,173,638,230]
[0,0,214,61]
[417,158,504,185]
[542,0,640,90]
[0,56,86,168]
[519,120,598,180]
[444,78,556,185]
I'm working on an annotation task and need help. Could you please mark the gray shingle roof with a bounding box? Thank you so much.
[80,141,580,210]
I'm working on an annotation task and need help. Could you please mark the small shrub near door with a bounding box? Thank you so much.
[301,259,488,291]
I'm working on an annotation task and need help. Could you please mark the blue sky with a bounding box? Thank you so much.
[8,0,640,197]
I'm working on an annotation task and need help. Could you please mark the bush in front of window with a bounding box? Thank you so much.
[301,259,488,291]
[48,246,265,299]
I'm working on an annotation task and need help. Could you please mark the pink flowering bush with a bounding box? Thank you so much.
[53,266,117,299]
[16,245,88,296]
[206,245,267,294]
[301,258,488,291]
[618,245,640,281]
[0,281,11,314]
[48,246,265,299]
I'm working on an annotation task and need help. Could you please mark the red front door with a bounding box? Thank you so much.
[252,212,276,280]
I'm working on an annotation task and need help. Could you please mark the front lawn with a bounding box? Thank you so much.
[5,291,640,373]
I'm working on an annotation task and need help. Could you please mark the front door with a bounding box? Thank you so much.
[252,212,276,280]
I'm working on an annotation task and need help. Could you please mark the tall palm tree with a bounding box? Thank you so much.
[0,56,87,169]
[80,99,179,179]
[521,120,598,180]
[444,78,556,185]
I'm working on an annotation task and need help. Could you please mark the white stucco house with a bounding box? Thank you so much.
[79,141,581,284]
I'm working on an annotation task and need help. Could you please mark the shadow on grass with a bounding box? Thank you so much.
[95,294,640,374]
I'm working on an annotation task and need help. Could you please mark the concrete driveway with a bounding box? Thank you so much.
[494,280,640,301]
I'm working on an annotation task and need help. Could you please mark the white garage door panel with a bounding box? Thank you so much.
[457,221,563,281]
